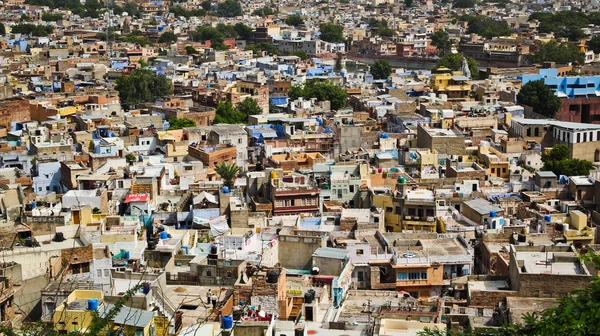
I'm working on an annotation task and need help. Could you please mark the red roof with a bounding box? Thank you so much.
[125,193,149,203]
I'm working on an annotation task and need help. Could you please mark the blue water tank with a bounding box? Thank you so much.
[489,211,497,218]
[124,251,130,260]
[222,186,230,194]
[381,133,389,139]
[544,215,552,222]
[182,246,188,254]
[159,231,168,240]
[31,201,36,209]
[87,299,99,311]
[142,282,150,294]
[222,315,233,329]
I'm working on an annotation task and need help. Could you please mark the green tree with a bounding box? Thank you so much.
[168,117,196,130]
[169,6,206,18]
[430,30,452,55]
[517,80,561,118]
[253,7,275,16]
[185,45,199,54]
[236,97,263,117]
[434,53,479,79]
[531,40,585,64]
[115,69,172,108]
[214,102,247,124]
[453,0,477,8]
[158,31,177,43]
[216,0,242,17]
[216,23,238,38]
[404,0,413,7]
[215,162,240,188]
[291,50,309,60]
[42,12,63,21]
[119,2,140,17]
[190,26,227,50]
[371,59,393,80]
[286,14,304,27]
[319,23,345,43]
[541,144,594,177]
[125,153,137,164]
[465,16,512,39]
[234,22,253,41]
[245,42,280,55]
[11,23,54,36]
[0,23,5,35]
[588,35,600,54]
[20,13,32,21]
[288,80,348,110]
[200,0,212,11]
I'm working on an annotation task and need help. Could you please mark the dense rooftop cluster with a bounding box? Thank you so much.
[2,0,600,335]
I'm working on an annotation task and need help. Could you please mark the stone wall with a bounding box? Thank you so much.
[469,289,517,307]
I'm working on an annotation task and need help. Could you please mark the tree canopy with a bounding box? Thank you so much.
[41,12,63,21]
[216,0,242,17]
[253,7,275,17]
[234,22,254,41]
[517,80,561,118]
[245,42,280,55]
[214,98,262,124]
[319,23,345,43]
[168,6,206,18]
[369,19,393,37]
[113,2,140,17]
[168,117,196,130]
[288,80,348,110]
[190,26,228,50]
[430,30,452,55]
[11,23,54,36]
[158,31,177,43]
[531,40,585,65]
[529,11,600,41]
[465,16,512,39]
[434,53,479,79]
[453,0,477,8]
[214,102,246,124]
[371,59,393,80]
[200,0,212,11]
[541,144,594,177]
[285,14,304,27]
[588,35,600,54]
[115,69,172,108]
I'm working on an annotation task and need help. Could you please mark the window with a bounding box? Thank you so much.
[357,271,364,282]
[226,271,233,278]
[408,272,420,280]
[97,269,102,277]
[491,168,495,173]
[386,207,393,213]
[397,272,407,280]
[421,272,428,280]
[238,138,243,144]
[46,186,50,191]
[356,249,364,255]
[206,270,212,277]
[349,185,355,193]
[104,269,109,277]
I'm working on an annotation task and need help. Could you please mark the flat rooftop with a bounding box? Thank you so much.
[516,251,585,275]
[506,297,558,325]
[468,279,510,291]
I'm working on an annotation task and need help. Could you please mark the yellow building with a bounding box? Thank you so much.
[373,191,401,232]
[431,69,472,101]
[54,290,156,336]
